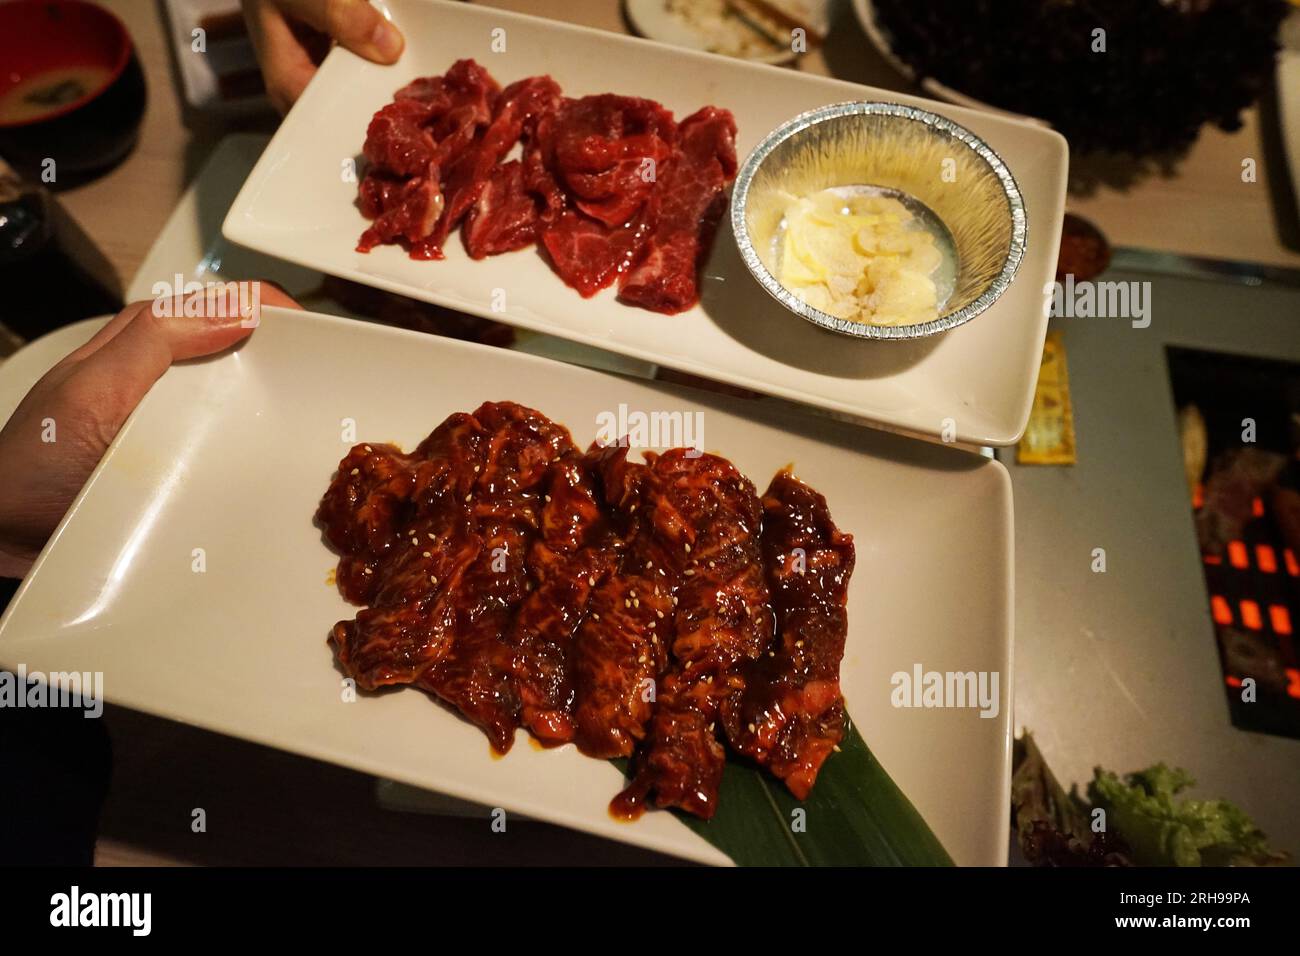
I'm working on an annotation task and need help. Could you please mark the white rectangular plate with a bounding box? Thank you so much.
[222,0,1067,446]
[0,307,1012,865]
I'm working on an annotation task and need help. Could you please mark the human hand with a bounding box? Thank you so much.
[0,283,302,578]
[242,0,405,113]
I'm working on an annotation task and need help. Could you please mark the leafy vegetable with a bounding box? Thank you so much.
[1011,734,1131,866]
[1089,764,1282,867]
[1011,732,1289,867]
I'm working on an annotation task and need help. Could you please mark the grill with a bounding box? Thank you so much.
[1170,346,1300,739]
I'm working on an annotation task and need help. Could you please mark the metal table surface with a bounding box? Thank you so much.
[1004,258,1300,857]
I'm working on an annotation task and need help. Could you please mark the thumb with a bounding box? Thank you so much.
[281,0,404,64]
[67,282,297,438]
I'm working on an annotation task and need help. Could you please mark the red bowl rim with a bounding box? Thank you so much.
[0,0,135,130]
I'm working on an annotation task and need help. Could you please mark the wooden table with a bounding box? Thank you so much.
[42,0,1300,866]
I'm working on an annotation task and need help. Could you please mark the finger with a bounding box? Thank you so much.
[67,281,300,368]
[278,0,404,63]
[63,293,260,439]
[76,279,295,381]
[56,300,152,366]
[150,279,300,357]
[243,0,321,112]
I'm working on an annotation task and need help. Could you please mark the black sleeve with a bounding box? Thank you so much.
[0,575,112,865]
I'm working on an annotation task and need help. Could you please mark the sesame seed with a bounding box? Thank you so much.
[350,468,360,476]
[474,465,480,472]
[592,613,601,620]
[544,495,551,502]
[588,577,596,586]
[656,610,664,619]
[648,621,656,629]
[747,722,756,733]
[684,570,695,576]
[364,445,372,452]
[422,551,431,558]
[363,567,372,575]
[465,494,472,502]
[633,598,640,608]
[795,640,804,648]
[625,599,631,608]
[684,542,691,553]
[430,575,438,585]
[832,745,842,753]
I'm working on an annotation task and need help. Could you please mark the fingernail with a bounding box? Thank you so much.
[371,19,403,61]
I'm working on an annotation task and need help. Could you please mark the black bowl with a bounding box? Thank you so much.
[0,1,147,184]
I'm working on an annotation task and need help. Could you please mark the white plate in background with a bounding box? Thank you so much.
[223,0,1068,446]
[0,306,1012,865]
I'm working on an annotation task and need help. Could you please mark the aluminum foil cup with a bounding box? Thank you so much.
[730,101,1027,340]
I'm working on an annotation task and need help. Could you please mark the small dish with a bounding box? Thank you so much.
[731,101,1026,340]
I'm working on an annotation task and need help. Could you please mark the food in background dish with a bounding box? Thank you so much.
[776,189,942,326]
[0,65,115,125]
[1055,213,1111,282]
[316,401,855,819]
[869,0,1289,156]
[663,0,823,58]
[355,60,737,315]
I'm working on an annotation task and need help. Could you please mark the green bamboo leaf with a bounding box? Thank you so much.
[623,712,954,866]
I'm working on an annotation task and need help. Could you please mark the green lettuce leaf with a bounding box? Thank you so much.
[1087,763,1276,867]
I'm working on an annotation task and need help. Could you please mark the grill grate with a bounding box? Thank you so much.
[1169,345,1300,739]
